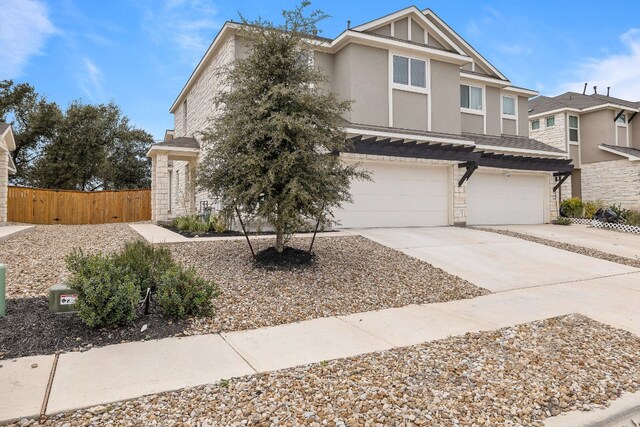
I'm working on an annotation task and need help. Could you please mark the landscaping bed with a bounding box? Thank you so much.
[161,223,332,239]
[0,223,141,298]
[475,227,640,269]
[168,235,489,335]
[28,314,640,426]
[0,297,188,359]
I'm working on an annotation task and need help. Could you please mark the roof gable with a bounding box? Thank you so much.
[422,8,508,81]
[352,6,466,55]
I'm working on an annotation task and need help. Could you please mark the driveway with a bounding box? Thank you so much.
[356,227,639,292]
[489,223,640,260]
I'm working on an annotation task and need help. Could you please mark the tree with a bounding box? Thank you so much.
[0,80,62,185]
[198,2,369,253]
[31,101,152,191]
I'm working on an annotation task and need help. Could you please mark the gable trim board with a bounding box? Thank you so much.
[599,144,640,161]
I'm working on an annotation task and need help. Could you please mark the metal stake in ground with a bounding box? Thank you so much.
[235,206,255,258]
[308,204,325,254]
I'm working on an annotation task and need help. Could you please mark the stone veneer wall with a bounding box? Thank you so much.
[0,147,8,225]
[581,159,640,209]
[530,113,567,153]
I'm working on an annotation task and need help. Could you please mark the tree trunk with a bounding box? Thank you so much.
[275,228,285,253]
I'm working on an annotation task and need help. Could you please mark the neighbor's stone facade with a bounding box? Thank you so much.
[0,148,8,225]
[530,113,567,153]
[581,159,640,209]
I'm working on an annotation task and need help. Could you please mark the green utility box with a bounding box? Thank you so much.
[0,264,5,317]
[48,284,79,314]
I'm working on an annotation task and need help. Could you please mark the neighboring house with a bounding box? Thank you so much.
[0,123,17,225]
[530,90,640,209]
[148,6,572,227]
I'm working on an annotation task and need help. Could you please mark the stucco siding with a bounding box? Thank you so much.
[632,121,640,149]
[393,90,428,131]
[569,144,580,168]
[349,44,388,126]
[411,19,424,43]
[581,159,640,209]
[517,96,529,137]
[394,17,408,40]
[580,110,619,163]
[502,119,517,135]
[485,86,500,136]
[332,46,353,123]
[314,51,334,95]
[430,59,460,134]
[617,126,628,146]
[370,24,391,36]
[461,112,483,134]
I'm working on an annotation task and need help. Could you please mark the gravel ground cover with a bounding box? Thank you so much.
[22,314,640,427]
[0,224,142,298]
[168,235,488,335]
[474,226,640,268]
[0,297,187,359]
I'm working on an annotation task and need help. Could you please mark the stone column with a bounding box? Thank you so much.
[453,165,468,226]
[151,151,170,222]
[548,173,559,222]
[188,158,197,214]
[0,148,9,226]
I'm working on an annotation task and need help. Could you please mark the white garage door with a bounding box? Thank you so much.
[335,160,449,228]
[467,171,547,225]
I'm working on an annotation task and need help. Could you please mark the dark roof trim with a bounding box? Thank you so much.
[344,135,481,162]
[478,152,574,172]
[152,136,200,149]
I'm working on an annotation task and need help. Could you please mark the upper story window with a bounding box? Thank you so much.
[460,84,483,111]
[569,115,579,142]
[616,113,627,125]
[546,115,555,127]
[392,55,426,89]
[531,119,540,130]
[502,96,515,116]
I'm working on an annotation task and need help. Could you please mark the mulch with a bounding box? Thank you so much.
[0,297,188,360]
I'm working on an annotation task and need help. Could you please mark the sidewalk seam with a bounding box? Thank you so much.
[334,316,397,348]
[40,353,59,417]
[218,334,260,374]
[490,270,640,295]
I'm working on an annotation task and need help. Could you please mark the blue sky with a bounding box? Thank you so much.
[3,0,640,140]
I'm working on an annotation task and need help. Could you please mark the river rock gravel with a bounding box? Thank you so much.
[167,235,488,335]
[0,224,142,298]
[23,314,640,427]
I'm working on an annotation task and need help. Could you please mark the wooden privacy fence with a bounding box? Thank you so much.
[7,186,151,225]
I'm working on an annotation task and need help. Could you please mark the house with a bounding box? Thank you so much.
[0,123,17,226]
[530,90,640,209]
[148,6,572,227]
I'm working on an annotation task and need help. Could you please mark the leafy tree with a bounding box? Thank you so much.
[0,80,62,185]
[198,2,369,253]
[32,101,152,190]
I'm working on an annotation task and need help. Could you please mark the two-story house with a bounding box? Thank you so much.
[530,89,640,209]
[148,6,572,227]
[0,123,17,226]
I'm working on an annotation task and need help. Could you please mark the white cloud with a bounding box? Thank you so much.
[557,29,640,100]
[141,0,221,65]
[78,58,104,100]
[0,0,56,77]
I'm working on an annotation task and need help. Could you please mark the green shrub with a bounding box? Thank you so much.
[65,250,139,328]
[583,200,605,219]
[560,197,584,218]
[609,204,631,221]
[116,241,176,295]
[554,217,572,226]
[156,266,218,319]
[173,215,211,233]
[623,209,640,226]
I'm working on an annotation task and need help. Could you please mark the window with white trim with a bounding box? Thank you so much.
[502,96,515,116]
[531,119,540,130]
[460,84,483,111]
[616,113,627,125]
[569,115,579,142]
[546,115,555,127]
[392,55,426,88]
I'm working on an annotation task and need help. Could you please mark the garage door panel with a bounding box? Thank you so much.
[335,160,449,228]
[468,172,546,225]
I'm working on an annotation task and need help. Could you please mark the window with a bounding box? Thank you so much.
[546,116,555,127]
[616,113,627,125]
[569,115,579,142]
[392,55,426,88]
[531,119,540,130]
[502,96,515,116]
[460,85,483,111]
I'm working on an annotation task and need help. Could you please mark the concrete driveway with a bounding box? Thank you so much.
[489,223,640,260]
[356,227,639,292]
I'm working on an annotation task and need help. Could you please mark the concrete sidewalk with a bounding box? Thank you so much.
[2,271,640,423]
[0,225,34,243]
[489,223,640,260]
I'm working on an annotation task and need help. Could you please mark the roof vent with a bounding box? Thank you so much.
[347,20,351,29]
[593,85,598,95]
[607,87,610,97]
[582,83,588,95]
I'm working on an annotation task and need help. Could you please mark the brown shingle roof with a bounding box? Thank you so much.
[530,92,640,115]
[152,136,199,149]
[464,132,565,154]
[600,144,640,159]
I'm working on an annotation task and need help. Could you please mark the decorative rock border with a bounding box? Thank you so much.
[569,218,640,235]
